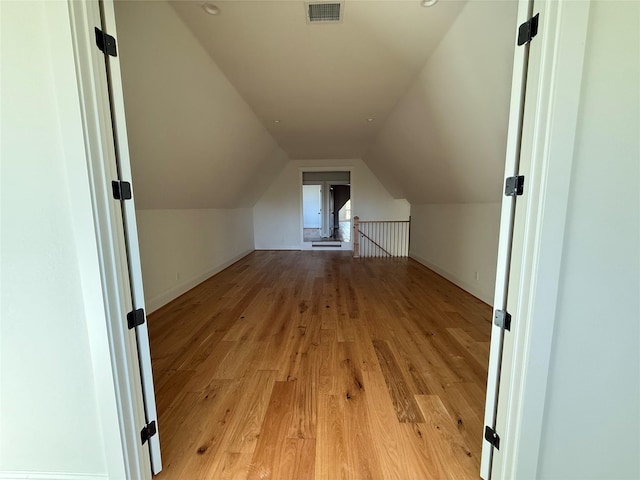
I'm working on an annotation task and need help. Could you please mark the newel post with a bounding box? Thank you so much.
[353,216,360,258]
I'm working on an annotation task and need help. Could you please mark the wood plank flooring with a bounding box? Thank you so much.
[148,251,492,479]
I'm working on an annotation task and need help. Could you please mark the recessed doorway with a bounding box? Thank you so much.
[301,171,351,250]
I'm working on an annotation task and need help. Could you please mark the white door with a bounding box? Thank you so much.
[480,0,535,477]
[303,185,322,229]
[100,1,162,474]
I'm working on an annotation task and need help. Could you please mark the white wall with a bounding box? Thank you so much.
[137,209,255,313]
[410,203,500,305]
[362,0,515,306]
[0,1,124,477]
[114,1,288,209]
[363,0,517,204]
[254,159,410,250]
[537,2,639,478]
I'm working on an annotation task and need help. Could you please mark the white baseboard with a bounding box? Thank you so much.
[409,252,493,306]
[0,472,107,480]
[146,249,254,313]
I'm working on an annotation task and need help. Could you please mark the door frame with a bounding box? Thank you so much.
[481,1,591,478]
[100,0,162,472]
[299,166,353,251]
[68,0,591,477]
[68,0,156,478]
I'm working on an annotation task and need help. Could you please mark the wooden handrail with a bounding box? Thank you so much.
[357,229,392,257]
[357,220,410,224]
[352,216,410,258]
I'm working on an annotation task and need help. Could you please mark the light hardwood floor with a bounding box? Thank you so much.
[148,251,491,479]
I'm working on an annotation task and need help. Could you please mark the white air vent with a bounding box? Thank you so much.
[306,2,343,24]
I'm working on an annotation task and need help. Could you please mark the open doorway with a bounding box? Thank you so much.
[301,171,351,249]
[106,0,521,477]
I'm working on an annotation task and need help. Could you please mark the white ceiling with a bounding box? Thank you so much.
[115,0,517,208]
[170,0,466,160]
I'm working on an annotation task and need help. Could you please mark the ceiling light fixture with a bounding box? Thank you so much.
[274,119,281,124]
[367,118,375,122]
[421,0,438,7]
[202,3,221,15]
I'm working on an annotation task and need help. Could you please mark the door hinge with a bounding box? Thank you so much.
[517,13,539,46]
[141,420,157,445]
[504,175,525,196]
[112,180,132,200]
[127,308,145,329]
[95,27,118,57]
[485,426,500,449]
[494,309,512,331]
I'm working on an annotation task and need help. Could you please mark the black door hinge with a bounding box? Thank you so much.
[95,27,118,57]
[505,175,525,196]
[127,308,145,329]
[485,426,500,449]
[518,13,539,46]
[494,309,512,331]
[141,421,157,445]
[112,180,132,200]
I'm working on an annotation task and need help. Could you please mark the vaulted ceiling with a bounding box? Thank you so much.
[114,0,517,209]
[170,0,466,159]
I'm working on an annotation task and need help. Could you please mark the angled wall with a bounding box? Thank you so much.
[114,0,287,210]
[363,0,517,204]
[113,1,290,310]
[363,0,517,304]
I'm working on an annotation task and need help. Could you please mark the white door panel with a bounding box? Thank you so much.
[480,0,534,477]
[100,0,162,473]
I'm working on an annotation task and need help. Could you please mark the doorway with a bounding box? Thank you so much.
[100,0,523,477]
[301,171,352,249]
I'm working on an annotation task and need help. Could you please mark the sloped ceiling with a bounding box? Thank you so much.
[114,0,289,209]
[171,0,466,160]
[115,0,517,208]
[363,0,518,203]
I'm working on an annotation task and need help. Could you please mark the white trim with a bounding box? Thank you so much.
[495,2,591,478]
[0,472,108,480]
[100,1,162,471]
[146,249,255,313]
[409,253,492,305]
[480,0,533,475]
[298,165,354,252]
[67,1,151,479]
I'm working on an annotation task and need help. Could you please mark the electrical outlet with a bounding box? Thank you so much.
[474,271,480,281]
[176,271,180,281]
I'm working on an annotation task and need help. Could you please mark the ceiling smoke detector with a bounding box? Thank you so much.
[202,3,221,15]
[306,2,344,24]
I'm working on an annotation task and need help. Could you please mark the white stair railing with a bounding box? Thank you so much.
[353,216,411,258]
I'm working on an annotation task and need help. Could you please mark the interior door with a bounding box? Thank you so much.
[303,185,322,229]
[100,0,162,473]
[480,0,535,478]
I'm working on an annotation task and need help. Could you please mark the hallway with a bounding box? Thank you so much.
[148,251,491,479]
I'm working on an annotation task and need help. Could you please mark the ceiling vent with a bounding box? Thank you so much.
[306,2,343,24]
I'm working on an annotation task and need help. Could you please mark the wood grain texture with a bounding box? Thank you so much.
[149,251,491,479]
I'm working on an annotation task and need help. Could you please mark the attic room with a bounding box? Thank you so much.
[108,0,517,477]
[3,0,639,479]
[114,0,515,311]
